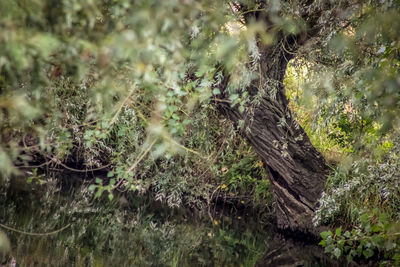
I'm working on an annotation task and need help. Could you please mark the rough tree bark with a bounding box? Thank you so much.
[217,2,333,234]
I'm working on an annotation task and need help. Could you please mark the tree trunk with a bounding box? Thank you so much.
[218,41,330,234]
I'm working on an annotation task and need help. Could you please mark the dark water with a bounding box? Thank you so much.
[0,175,345,267]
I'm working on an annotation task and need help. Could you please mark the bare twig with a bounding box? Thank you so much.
[0,223,70,236]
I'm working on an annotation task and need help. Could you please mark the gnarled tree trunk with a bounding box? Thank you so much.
[216,0,357,234]
[218,37,330,234]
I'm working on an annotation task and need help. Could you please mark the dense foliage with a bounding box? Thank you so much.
[0,0,272,210]
[0,0,399,265]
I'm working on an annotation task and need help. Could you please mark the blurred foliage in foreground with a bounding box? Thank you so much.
[0,0,271,210]
[0,0,399,264]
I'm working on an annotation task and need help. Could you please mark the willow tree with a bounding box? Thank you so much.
[215,1,335,233]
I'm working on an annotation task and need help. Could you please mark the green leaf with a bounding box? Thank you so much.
[117,129,126,137]
[371,225,381,233]
[229,93,239,102]
[94,189,102,199]
[95,178,102,184]
[108,193,114,201]
[379,213,389,224]
[320,231,330,239]
[344,231,351,238]
[325,244,335,253]
[346,254,353,262]
[88,184,96,191]
[363,248,374,259]
[335,227,342,237]
[371,234,384,246]
[319,240,327,247]
[360,213,369,225]
[333,248,342,258]
[337,239,345,248]
[212,88,221,95]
